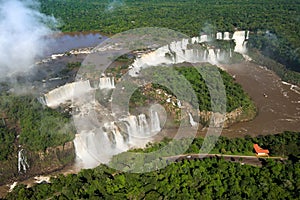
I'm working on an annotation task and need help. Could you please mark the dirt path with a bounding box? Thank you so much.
[164,153,286,167]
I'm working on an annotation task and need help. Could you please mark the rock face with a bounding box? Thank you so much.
[0,141,75,186]
[198,107,254,128]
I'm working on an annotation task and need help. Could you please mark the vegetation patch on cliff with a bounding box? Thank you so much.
[128,65,256,127]
[0,94,75,185]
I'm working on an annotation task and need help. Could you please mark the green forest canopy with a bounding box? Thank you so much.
[6,131,300,199]
[132,65,255,113]
[0,94,74,157]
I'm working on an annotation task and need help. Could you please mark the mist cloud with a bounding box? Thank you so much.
[0,0,57,77]
[106,0,125,12]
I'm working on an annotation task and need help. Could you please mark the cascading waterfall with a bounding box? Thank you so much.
[150,109,161,133]
[18,149,29,173]
[37,96,47,106]
[73,108,161,168]
[188,113,197,127]
[99,77,115,89]
[232,31,247,54]
[216,32,222,40]
[223,32,230,40]
[216,49,221,60]
[177,99,182,107]
[208,49,217,65]
[128,30,249,76]
[246,31,250,40]
[44,80,92,108]
[200,35,208,42]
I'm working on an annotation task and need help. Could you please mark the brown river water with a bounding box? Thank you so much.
[220,61,300,137]
[1,32,299,198]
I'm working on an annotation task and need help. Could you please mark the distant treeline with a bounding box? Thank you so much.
[39,0,300,82]
[6,132,300,199]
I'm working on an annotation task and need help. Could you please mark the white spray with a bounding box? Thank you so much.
[0,0,57,77]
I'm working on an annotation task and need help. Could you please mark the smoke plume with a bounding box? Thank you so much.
[0,0,57,78]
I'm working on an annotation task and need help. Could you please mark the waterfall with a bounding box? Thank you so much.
[232,31,247,54]
[150,110,161,133]
[99,77,115,89]
[44,80,92,108]
[216,49,221,60]
[230,48,232,58]
[188,113,197,127]
[223,32,230,40]
[203,49,207,60]
[74,130,116,168]
[185,49,194,62]
[18,149,29,173]
[9,182,18,192]
[246,31,250,40]
[74,110,161,168]
[200,35,208,43]
[123,115,139,136]
[37,96,47,105]
[177,99,182,107]
[208,49,217,65]
[127,31,249,76]
[122,111,160,137]
[216,32,222,40]
[138,114,150,136]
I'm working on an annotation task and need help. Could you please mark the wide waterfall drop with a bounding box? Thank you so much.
[208,49,217,65]
[128,30,250,76]
[73,107,161,168]
[203,49,208,60]
[232,31,247,54]
[44,80,92,108]
[122,110,160,138]
[216,32,222,40]
[150,109,161,133]
[223,32,230,40]
[216,49,221,60]
[138,114,150,136]
[99,77,115,89]
[73,129,118,168]
[123,115,139,137]
[200,35,208,43]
